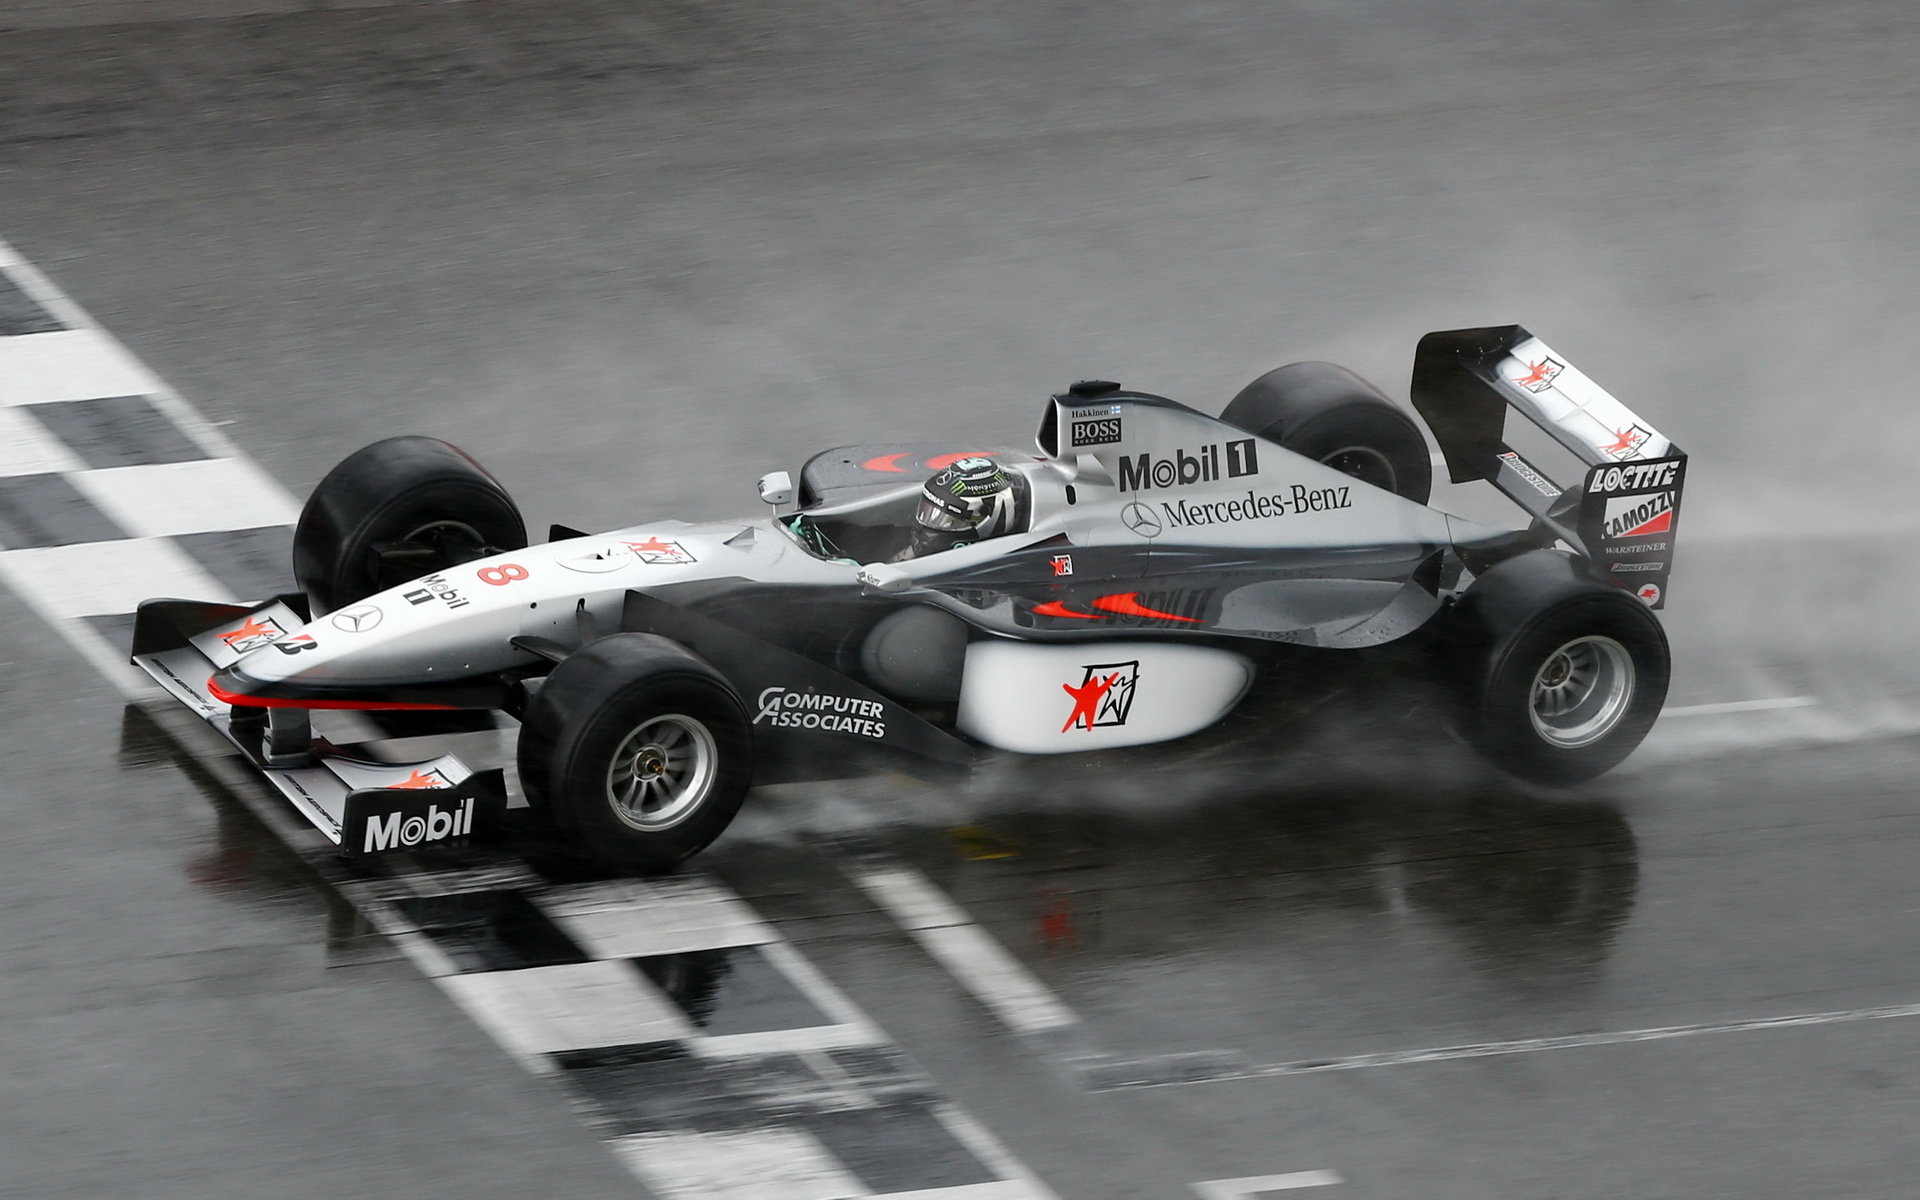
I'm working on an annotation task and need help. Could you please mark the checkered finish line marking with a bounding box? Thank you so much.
[0,236,1059,1200]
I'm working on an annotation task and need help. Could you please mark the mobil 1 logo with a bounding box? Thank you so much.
[340,773,506,857]
[1116,438,1259,491]
[1578,455,1686,609]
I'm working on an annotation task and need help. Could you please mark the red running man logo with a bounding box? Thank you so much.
[1060,661,1140,732]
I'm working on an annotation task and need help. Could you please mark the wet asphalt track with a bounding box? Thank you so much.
[4,3,1920,1196]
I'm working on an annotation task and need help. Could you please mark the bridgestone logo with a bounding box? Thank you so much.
[1497,451,1561,498]
[1160,483,1352,528]
[363,797,475,853]
[754,686,887,738]
[1117,439,1259,491]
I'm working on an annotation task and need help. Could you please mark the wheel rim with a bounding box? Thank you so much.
[604,714,719,831]
[1528,635,1636,749]
[1319,445,1397,492]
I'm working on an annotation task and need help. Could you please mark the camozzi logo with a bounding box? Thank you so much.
[1061,661,1140,732]
[1116,439,1258,491]
[1604,491,1675,538]
[363,796,474,853]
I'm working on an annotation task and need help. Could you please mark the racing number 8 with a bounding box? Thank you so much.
[478,563,529,587]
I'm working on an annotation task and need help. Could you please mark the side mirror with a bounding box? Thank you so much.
[757,470,795,507]
[856,562,912,594]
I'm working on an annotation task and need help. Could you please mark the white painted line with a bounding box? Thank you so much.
[927,1106,1065,1200]
[0,537,232,615]
[1116,1001,1920,1091]
[69,457,300,537]
[883,1181,1057,1199]
[609,1126,873,1200]
[849,864,1079,1037]
[690,1024,890,1058]
[438,960,696,1065]
[1662,695,1818,718]
[1193,1171,1342,1197]
[756,939,891,1037]
[0,407,87,475]
[0,241,247,458]
[0,329,169,407]
[543,876,778,958]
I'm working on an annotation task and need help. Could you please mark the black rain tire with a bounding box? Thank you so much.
[292,436,527,614]
[1221,361,1433,504]
[519,634,754,873]
[1446,552,1669,785]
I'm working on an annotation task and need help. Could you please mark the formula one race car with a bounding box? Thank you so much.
[133,325,1686,870]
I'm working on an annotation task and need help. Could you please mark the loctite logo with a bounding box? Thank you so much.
[1604,492,1675,539]
[363,796,475,853]
[1588,460,1681,494]
[1116,439,1259,491]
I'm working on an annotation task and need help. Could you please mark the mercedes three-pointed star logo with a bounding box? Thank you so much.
[1121,501,1162,538]
[331,604,383,633]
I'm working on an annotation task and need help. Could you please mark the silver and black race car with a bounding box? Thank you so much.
[133,325,1687,870]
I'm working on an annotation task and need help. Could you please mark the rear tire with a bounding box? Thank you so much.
[293,436,526,614]
[519,634,754,873]
[1222,361,1432,504]
[1447,553,1669,784]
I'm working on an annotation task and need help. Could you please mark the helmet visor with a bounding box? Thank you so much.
[915,494,980,533]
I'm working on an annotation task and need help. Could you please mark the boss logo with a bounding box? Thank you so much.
[1069,417,1124,447]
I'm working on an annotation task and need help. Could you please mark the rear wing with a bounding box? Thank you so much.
[1411,326,1685,608]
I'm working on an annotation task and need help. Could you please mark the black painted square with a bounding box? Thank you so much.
[799,1104,997,1194]
[26,396,207,468]
[0,473,128,548]
[389,889,590,973]
[632,946,832,1035]
[554,1045,834,1136]
[171,526,295,603]
[0,275,61,335]
[826,1045,935,1105]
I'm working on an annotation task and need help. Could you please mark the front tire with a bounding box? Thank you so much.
[1221,361,1432,504]
[519,634,754,873]
[293,436,526,614]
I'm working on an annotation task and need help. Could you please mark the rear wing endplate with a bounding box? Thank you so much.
[1411,325,1686,608]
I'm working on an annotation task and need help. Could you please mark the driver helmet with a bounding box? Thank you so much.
[910,456,1026,556]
